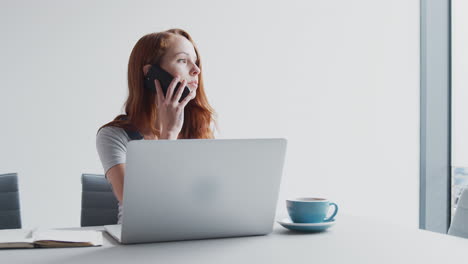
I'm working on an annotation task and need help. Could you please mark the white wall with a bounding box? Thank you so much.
[452,0,468,167]
[0,0,419,228]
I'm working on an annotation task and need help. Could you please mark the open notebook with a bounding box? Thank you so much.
[0,229,103,249]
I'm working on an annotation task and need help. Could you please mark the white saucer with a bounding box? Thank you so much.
[277,218,336,232]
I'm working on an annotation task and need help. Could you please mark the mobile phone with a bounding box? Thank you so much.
[144,64,191,102]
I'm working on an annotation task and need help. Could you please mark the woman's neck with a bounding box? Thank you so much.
[139,127,157,140]
[140,127,181,140]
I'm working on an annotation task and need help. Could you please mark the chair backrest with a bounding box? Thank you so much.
[81,173,118,226]
[449,187,468,238]
[0,173,21,229]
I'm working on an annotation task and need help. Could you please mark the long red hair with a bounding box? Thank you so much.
[100,29,216,139]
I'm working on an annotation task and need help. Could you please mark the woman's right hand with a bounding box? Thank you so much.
[154,76,196,139]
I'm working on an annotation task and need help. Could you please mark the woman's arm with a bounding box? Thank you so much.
[106,164,125,203]
[96,126,128,203]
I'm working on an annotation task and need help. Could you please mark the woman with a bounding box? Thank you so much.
[96,29,216,224]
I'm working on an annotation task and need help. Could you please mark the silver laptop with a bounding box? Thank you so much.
[105,138,287,244]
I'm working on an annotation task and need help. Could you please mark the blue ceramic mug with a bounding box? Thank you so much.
[286,198,338,223]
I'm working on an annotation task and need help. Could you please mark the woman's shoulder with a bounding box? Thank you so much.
[98,125,126,135]
[96,125,130,142]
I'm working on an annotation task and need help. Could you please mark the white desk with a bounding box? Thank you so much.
[2,214,467,264]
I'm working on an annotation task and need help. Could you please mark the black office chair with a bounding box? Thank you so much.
[449,187,468,238]
[81,173,119,226]
[0,173,22,229]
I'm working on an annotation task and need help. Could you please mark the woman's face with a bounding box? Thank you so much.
[159,35,201,91]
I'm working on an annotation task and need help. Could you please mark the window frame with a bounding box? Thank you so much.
[419,0,452,233]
